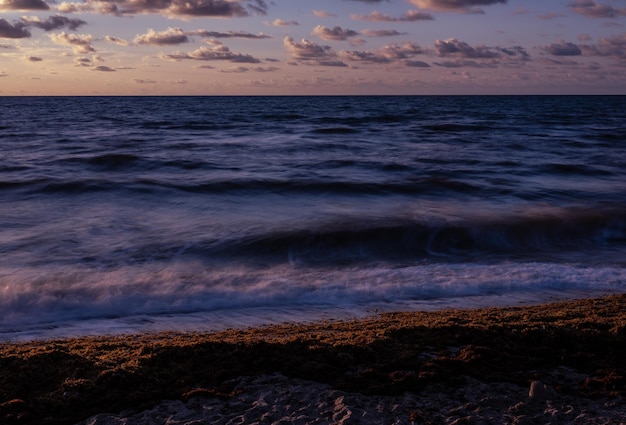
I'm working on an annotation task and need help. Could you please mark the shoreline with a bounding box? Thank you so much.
[1,294,625,424]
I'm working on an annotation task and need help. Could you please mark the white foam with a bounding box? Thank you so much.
[1,260,626,341]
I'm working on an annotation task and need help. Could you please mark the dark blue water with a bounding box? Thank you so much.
[1,96,626,340]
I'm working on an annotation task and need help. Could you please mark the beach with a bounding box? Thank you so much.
[1,294,625,424]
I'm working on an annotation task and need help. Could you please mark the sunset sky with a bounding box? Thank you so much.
[1,0,625,95]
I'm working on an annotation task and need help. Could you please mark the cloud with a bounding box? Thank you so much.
[312,25,359,41]
[541,34,626,62]
[187,30,270,39]
[92,65,116,71]
[542,41,582,56]
[569,0,626,19]
[49,32,95,54]
[432,38,530,68]
[361,29,405,37]
[313,10,336,18]
[134,27,189,45]
[20,15,87,31]
[134,78,157,83]
[56,0,266,18]
[74,57,91,66]
[406,60,430,67]
[408,0,507,14]
[435,38,500,58]
[351,10,433,22]
[272,18,299,26]
[220,65,279,73]
[0,0,49,10]
[340,41,425,64]
[105,35,130,46]
[0,18,30,38]
[26,55,43,61]
[433,59,497,68]
[161,40,261,63]
[283,36,347,67]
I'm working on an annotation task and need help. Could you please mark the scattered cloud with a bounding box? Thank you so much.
[542,41,582,56]
[92,65,116,71]
[408,0,507,14]
[569,0,626,19]
[406,60,430,67]
[134,28,189,45]
[542,34,626,61]
[435,38,500,58]
[361,29,405,37]
[105,35,130,46]
[56,0,266,18]
[351,10,434,22]
[161,40,261,63]
[272,19,299,26]
[220,65,279,73]
[312,25,359,41]
[283,36,347,67]
[0,18,30,38]
[49,32,95,54]
[0,0,49,10]
[21,15,87,31]
[340,41,425,64]
[187,30,270,39]
[313,10,336,18]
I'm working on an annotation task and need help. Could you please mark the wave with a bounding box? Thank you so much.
[193,207,626,264]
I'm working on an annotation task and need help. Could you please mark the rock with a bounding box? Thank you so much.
[528,380,550,401]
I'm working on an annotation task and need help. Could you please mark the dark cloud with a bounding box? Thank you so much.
[351,10,433,22]
[134,78,157,83]
[0,19,31,38]
[21,15,87,31]
[406,60,430,67]
[134,28,189,45]
[542,34,626,61]
[283,36,348,67]
[569,0,626,19]
[409,0,507,14]
[92,65,116,71]
[188,30,270,39]
[432,38,530,68]
[161,41,261,63]
[542,41,583,56]
[57,0,265,18]
[435,38,499,58]
[312,25,359,41]
[0,0,49,10]
[26,55,43,61]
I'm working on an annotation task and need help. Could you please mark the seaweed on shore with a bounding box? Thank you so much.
[1,294,625,425]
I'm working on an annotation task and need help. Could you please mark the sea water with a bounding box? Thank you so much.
[1,95,625,340]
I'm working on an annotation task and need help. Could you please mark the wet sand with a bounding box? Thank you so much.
[1,294,625,424]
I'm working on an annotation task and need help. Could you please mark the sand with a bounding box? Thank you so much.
[1,294,625,424]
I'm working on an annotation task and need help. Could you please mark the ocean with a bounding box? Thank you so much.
[1,95,625,341]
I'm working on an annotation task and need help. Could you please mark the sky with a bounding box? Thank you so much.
[1,0,626,95]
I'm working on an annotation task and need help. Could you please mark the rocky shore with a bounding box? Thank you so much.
[1,294,625,424]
